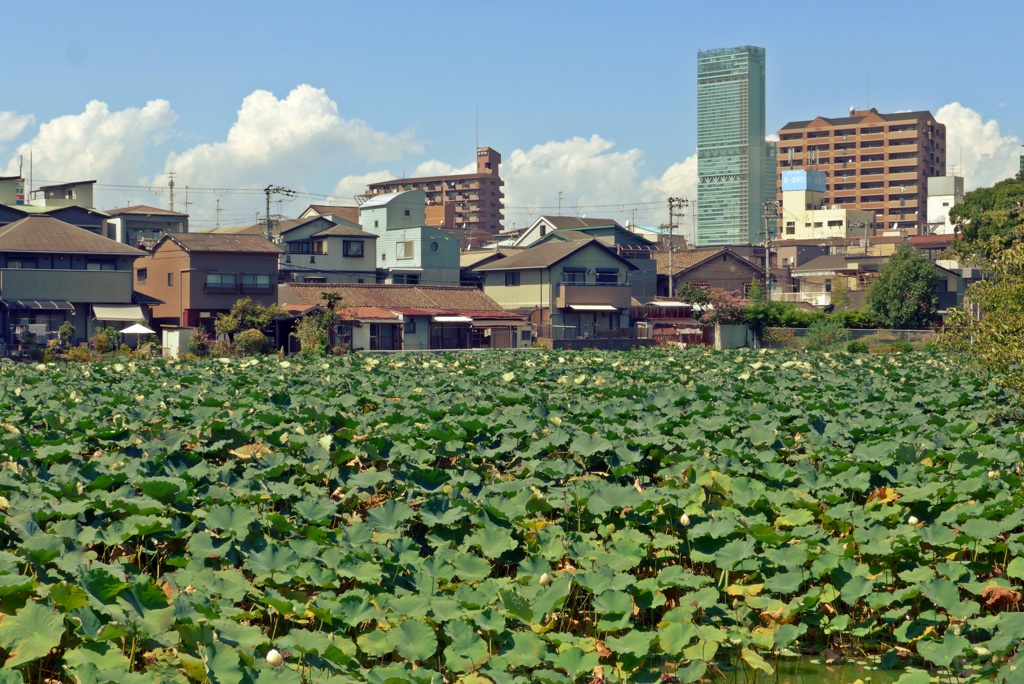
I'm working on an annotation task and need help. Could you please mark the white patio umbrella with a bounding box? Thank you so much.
[120,323,155,348]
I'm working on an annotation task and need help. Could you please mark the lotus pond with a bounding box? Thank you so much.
[0,348,1022,683]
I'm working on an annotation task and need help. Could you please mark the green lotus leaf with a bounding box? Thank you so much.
[0,600,64,668]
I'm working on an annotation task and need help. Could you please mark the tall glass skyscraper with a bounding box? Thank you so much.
[696,46,767,246]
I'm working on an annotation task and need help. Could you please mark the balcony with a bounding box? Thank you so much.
[772,291,831,307]
[0,268,133,303]
[556,283,632,310]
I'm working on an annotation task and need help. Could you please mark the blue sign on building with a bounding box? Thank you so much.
[781,170,826,193]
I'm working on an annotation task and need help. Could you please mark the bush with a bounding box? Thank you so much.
[188,329,211,357]
[847,340,869,354]
[210,340,232,358]
[58,321,76,343]
[90,332,113,354]
[890,340,914,353]
[64,347,93,363]
[803,317,851,352]
[234,329,269,356]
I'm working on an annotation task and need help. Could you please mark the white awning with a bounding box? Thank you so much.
[93,304,145,321]
[433,315,473,323]
[568,304,618,312]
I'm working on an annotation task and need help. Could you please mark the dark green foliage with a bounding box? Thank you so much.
[846,340,869,353]
[0,349,1020,682]
[233,328,269,356]
[866,245,939,329]
[949,176,1024,258]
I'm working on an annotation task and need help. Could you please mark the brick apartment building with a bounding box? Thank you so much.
[365,147,504,241]
[776,108,946,234]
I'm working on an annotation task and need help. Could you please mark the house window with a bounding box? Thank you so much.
[167,272,173,286]
[137,268,147,284]
[205,272,237,292]
[562,267,586,284]
[505,272,520,287]
[397,241,414,260]
[242,273,272,292]
[7,258,37,269]
[596,268,618,284]
[394,273,420,285]
[430,241,439,252]
[343,240,364,257]
[302,276,327,283]
[404,209,410,216]
[405,319,416,334]
[374,220,379,228]
[87,260,115,271]
[825,278,833,293]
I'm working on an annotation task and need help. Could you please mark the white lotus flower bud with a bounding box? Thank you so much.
[266,649,284,668]
[908,516,919,525]
[988,470,998,479]
[539,573,551,587]
[680,513,691,527]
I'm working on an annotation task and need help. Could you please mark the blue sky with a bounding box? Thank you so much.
[3,1,1022,239]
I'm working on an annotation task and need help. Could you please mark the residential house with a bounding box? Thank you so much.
[279,283,529,351]
[526,221,658,301]
[0,216,147,348]
[209,215,379,284]
[789,252,965,313]
[102,205,189,248]
[473,239,637,340]
[134,233,282,331]
[459,248,525,288]
[513,216,629,248]
[35,180,97,209]
[653,247,764,299]
[359,191,461,286]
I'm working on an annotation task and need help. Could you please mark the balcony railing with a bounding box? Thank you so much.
[0,268,133,303]
[771,291,832,307]
[556,282,633,309]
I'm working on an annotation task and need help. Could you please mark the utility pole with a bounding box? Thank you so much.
[264,185,296,242]
[557,191,563,216]
[183,186,193,219]
[762,200,780,299]
[168,172,175,212]
[667,197,688,299]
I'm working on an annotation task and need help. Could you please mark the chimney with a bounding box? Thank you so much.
[850,107,855,117]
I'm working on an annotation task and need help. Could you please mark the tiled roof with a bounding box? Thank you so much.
[306,205,360,224]
[475,239,635,271]
[279,283,514,316]
[317,224,377,238]
[651,247,745,275]
[0,216,145,256]
[103,205,188,217]
[535,216,622,230]
[160,233,283,254]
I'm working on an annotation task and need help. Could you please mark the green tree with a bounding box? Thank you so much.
[949,176,1024,259]
[865,245,938,329]
[940,242,1024,394]
[830,276,851,310]
[215,297,283,338]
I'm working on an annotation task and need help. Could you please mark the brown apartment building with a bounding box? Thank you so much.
[777,108,945,234]
[365,147,504,240]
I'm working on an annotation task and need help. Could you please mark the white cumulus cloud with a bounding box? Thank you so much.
[935,102,1021,189]
[0,111,35,143]
[164,85,421,193]
[3,100,176,185]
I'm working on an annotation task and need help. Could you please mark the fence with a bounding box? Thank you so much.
[762,327,937,350]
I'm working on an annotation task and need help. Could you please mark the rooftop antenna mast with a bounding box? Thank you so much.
[168,172,175,212]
